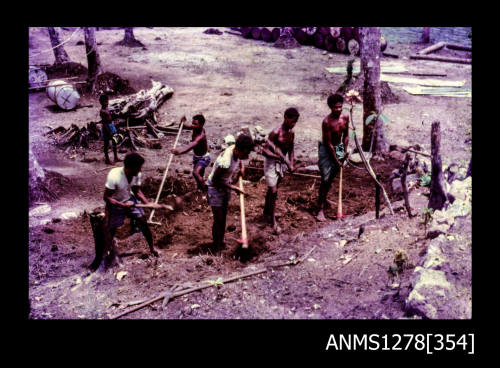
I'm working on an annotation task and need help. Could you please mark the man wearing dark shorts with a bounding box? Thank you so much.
[99,94,121,165]
[91,153,158,271]
[206,134,254,249]
[317,93,350,222]
[171,114,211,191]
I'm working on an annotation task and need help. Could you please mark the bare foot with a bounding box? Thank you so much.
[316,210,326,222]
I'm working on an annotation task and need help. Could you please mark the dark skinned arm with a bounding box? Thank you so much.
[103,188,134,208]
[172,131,205,155]
[288,133,295,171]
[212,166,246,195]
[342,115,350,162]
[132,186,151,204]
[263,130,293,170]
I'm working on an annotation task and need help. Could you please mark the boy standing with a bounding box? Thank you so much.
[91,152,158,271]
[317,94,350,222]
[99,94,121,165]
[261,107,300,233]
[171,115,210,191]
[206,134,254,250]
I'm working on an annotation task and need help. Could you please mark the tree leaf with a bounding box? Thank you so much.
[365,114,377,126]
[379,114,390,123]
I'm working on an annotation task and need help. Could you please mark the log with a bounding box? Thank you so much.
[107,80,174,121]
[271,28,280,42]
[347,38,360,55]
[400,153,414,217]
[240,27,252,38]
[341,27,354,41]
[324,34,337,52]
[410,54,471,64]
[382,52,399,58]
[428,121,447,211]
[445,43,471,52]
[336,37,346,53]
[330,27,342,38]
[313,32,325,49]
[261,27,272,42]
[417,41,446,55]
[318,27,331,36]
[251,27,262,40]
[293,28,309,45]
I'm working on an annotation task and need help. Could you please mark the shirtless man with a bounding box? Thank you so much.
[317,94,349,222]
[99,94,121,165]
[171,114,210,191]
[261,107,300,233]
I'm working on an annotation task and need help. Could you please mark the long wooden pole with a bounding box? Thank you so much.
[337,166,343,218]
[239,176,248,249]
[147,119,185,224]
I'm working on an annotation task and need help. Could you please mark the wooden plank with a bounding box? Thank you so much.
[410,54,471,65]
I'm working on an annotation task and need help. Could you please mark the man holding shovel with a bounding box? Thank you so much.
[206,134,254,250]
[92,152,158,271]
[261,107,300,234]
[317,93,349,222]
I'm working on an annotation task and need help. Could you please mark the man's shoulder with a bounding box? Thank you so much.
[108,166,124,180]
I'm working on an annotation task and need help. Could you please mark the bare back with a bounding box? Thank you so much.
[269,126,294,156]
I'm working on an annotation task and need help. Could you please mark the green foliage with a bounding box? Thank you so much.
[421,207,434,226]
[365,111,390,126]
[419,174,431,187]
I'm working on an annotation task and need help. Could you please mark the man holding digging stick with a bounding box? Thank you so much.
[206,134,254,250]
[171,114,210,192]
[261,107,300,234]
[91,152,158,271]
[317,93,349,222]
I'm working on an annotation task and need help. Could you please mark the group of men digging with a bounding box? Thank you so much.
[94,92,350,271]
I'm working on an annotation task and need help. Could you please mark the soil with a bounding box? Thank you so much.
[28,27,471,320]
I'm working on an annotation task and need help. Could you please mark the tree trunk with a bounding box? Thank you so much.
[240,27,252,38]
[83,27,103,94]
[118,27,145,47]
[293,28,309,44]
[47,27,71,65]
[359,27,387,153]
[428,121,448,211]
[420,27,431,43]
[271,28,280,42]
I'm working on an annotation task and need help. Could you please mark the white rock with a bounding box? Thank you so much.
[29,204,51,217]
[61,211,78,220]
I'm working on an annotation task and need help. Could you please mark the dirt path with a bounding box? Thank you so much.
[28,27,471,319]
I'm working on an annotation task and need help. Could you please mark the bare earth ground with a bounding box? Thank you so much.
[28,27,471,319]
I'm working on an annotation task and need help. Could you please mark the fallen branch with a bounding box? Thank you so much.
[110,245,317,319]
[417,41,446,55]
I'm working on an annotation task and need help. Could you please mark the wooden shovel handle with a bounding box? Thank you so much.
[337,166,343,217]
[239,176,248,249]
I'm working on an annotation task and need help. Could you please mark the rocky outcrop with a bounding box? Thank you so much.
[405,176,471,319]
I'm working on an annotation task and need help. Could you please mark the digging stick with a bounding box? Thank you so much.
[348,107,394,215]
[134,203,174,210]
[337,166,344,218]
[239,175,249,249]
[148,118,185,225]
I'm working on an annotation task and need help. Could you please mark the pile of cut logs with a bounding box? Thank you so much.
[234,27,387,55]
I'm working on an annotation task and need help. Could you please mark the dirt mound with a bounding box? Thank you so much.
[95,72,136,96]
[45,62,88,80]
[29,170,73,207]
